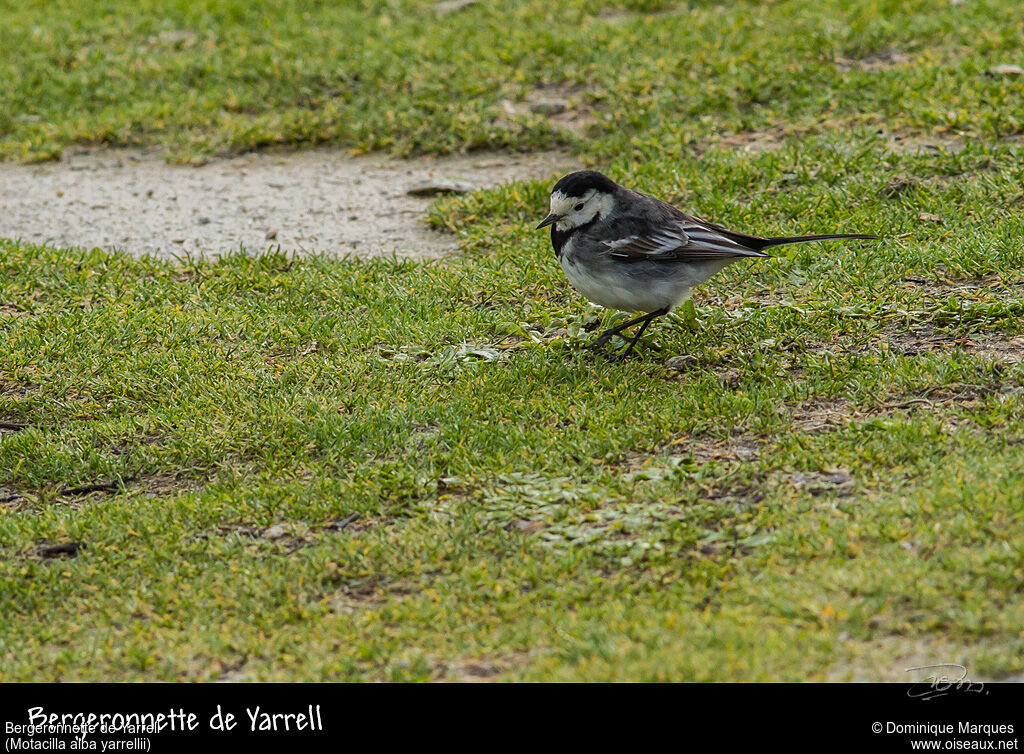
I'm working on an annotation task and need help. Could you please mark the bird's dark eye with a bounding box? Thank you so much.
[574,203,585,212]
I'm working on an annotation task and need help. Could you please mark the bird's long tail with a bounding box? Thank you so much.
[759,233,879,249]
[696,218,879,253]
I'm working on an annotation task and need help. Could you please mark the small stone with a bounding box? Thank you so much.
[265,230,278,240]
[987,64,1024,77]
[196,216,211,225]
[821,473,852,485]
[406,179,476,196]
[433,0,479,13]
[263,524,288,540]
[530,98,569,116]
[171,238,185,244]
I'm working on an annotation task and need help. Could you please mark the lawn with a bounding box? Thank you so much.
[1,0,1023,681]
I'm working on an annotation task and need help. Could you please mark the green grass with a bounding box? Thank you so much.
[2,0,1024,681]
[3,0,1024,162]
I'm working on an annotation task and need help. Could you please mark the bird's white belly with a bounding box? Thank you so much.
[559,257,678,311]
[559,252,729,313]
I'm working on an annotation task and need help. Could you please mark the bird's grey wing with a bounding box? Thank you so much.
[600,216,769,262]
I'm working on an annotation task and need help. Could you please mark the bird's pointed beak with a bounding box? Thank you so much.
[536,213,559,229]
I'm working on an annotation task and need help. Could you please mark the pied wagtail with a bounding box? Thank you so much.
[537,170,878,360]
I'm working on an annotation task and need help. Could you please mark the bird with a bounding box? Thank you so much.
[536,170,878,360]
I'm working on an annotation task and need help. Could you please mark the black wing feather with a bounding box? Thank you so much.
[598,190,875,262]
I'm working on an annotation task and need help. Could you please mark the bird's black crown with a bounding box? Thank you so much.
[551,170,619,198]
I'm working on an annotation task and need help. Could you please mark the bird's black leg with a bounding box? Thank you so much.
[604,307,670,361]
[609,313,656,361]
[589,310,660,351]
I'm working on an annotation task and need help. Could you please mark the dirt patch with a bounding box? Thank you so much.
[196,512,383,560]
[0,374,38,400]
[434,650,533,682]
[0,147,576,259]
[704,123,973,160]
[780,383,1022,434]
[707,123,1005,161]
[887,327,1024,364]
[784,471,854,497]
[878,175,922,197]
[1,489,25,508]
[881,128,1024,156]
[674,434,761,463]
[714,126,790,154]
[0,302,32,317]
[318,570,420,617]
[885,132,967,156]
[781,400,860,434]
[595,4,684,24]
[899,272,1021,291]
[834,48,911,73]
[3,472,200,511]
[495,85,596,139]
[827,635,1014,683]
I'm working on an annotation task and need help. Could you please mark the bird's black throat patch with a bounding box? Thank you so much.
[551,215,599,257]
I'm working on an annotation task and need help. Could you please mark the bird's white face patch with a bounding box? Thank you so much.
[550,189,614,231]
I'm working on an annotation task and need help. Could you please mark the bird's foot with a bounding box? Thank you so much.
[588,326,642,352]
[605,341,640,362]
[588,309,666,359]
